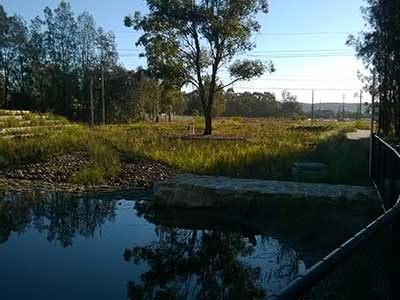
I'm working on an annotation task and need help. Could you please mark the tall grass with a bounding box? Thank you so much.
[0,118,370,185]
[71,142,121,186]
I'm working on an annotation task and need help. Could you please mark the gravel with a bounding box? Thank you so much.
[0,153,175,189]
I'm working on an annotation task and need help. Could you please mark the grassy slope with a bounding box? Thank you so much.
[0,117,370,185]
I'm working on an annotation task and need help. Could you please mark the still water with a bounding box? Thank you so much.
[0,189,311,300]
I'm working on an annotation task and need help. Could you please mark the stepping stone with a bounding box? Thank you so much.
[154,174,378,208]
[292,162,327,172]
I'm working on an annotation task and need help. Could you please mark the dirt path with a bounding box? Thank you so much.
[346,129,370,140]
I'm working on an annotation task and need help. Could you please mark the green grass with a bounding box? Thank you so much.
[2,117,20,129]
[0,117,371,185]
[70,142,121,186]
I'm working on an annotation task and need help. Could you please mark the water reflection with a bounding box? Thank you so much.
[0,190,116,247]
[124,229,267,300]
[124,204,305,299]
[0,190,305,299]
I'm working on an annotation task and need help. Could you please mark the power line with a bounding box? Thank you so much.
[244,48,353,53]
[244,54,354,58]
[255,31,358,36]
[250,78,360,82]
[231,87,364,91]
[118,47,352,52]
[120,53,355,59]
[118,48,354,54]
[118,48,356,59]
[117,30,358,36]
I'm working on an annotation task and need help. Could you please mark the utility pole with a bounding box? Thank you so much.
[371,71,376,136]
[101,66,105,125]
[359,90,363,119]
[90,76,94,126]
[311,89,314,126]
[342,94,346,121]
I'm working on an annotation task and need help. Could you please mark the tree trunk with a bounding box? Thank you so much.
[203,110,212,135]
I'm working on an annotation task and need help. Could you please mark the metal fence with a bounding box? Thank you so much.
[371,134,400,210]
[268,134,400,300]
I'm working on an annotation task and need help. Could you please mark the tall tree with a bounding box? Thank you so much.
[280,90,302,117]
[96,27,118,124]
[223,90,278,117]
[131,76,161,121]
[160,84,183,121]
[42,1,78,115]
[76,12,97,117]
[0,7,29,107]
[348,0,400,138]
[0,5,11,107]
[10,16,30,100]
[28,16,46,109]
[125,0,273,135]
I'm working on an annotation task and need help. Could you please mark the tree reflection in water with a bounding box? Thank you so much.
[125,228,267,300]
[0,190,116,247]
[125,203,307,300]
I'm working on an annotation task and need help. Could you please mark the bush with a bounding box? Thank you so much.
[70,167,104,186]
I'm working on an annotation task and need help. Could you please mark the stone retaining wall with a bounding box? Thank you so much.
[154,174,378,208]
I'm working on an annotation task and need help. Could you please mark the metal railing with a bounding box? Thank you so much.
[371,134,400,210]
[268,134,400,300]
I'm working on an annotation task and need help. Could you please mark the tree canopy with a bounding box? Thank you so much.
[0,2,185,124]
[348,0,400,138]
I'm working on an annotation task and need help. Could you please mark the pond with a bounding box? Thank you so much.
[0,189,376,300]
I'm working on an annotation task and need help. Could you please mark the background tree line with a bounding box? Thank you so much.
[183,89,303,118]
[0,1,303,124]
[0,2,183,124]
[349,0,400,138]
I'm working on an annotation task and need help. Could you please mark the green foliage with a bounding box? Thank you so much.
[70,136,121,186]
[131,77,161,121]
[194,115,205,126]
[229,59,271,80]
[87,142,121,178]
[299,130,370,185]
[182,88,306,119]
[126,0,273,134]
[348,0,400,138]
[223,90,278,117]
[0,118,369,186]
[0,2,120,120]
[160,85,183,114]
[4,117,19,128]
[280,90,303,117]
[70,166,104,186]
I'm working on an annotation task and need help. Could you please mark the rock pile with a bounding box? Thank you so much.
[109,158,175,188]
[0,153,175,189]
[0,152,89,183]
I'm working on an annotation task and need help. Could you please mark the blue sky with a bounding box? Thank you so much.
[2,0,370,103]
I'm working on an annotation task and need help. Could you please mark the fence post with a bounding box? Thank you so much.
[369,70,376,179]
[370,135,375,180]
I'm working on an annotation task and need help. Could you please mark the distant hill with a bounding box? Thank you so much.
[300,102,368,114]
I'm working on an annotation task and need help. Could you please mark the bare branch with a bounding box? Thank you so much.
[215,77,242,92]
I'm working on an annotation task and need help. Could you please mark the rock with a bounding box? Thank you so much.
[292,162,328,180]
[154,174,378,208]
[292,162,327,172]
[0,152,175,189]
